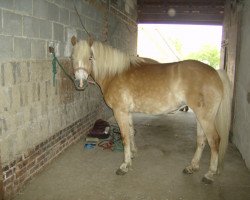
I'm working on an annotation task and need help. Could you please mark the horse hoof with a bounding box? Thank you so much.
[183,167,195,174]
[183,168,192,174]
[202,176,214,184]
[116,168,127,176]
[131,152,137,159]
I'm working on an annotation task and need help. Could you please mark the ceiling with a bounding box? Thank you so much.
[137,0,226,25]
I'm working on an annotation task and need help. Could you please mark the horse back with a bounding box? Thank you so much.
[103,60,223,113]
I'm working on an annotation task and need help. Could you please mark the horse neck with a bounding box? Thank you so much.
[90,71,113,94]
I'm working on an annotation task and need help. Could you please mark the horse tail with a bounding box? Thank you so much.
[216,69,232,172]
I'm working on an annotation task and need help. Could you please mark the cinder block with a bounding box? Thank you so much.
[26,83,33,106]
[33,0,48,19]
[81,1,92,16]
[69,11,80,28]
[2,63,14,87]
[32,82,37,102]
[0,63,5,86]
[45,80,52,98]
[84,17,94,33]
[29,106,37,123]
[14,37,31,60]
[14,111,25,128]
[4,86,13,112]
[40,20,52,40]
[37,83,41,101]
[11,62,21,85]
[31,40,46,59]
[0,113,7,133]
[0,0,14,10]
[41,60,51,81]
[55,0,65,7]
[33,0,59,22]
[1,132,15,163]
[0,9,2,33]
[63,34,73,57]
[85,5,98,20]
[23,16,40,38]
[59,7,69,25]
[58,42,65,57]
[19,84,28,107]
[0,89,4,114]
[94,9,102,22]
[65,0,75,10]
[48,2,60,22]
[20,61,30,83]
[53,23,64,42]
[39,85,46,106]
[14,0,33,15]
[26,62,31,82]
[3,10,22,36]
[29,61,43,82]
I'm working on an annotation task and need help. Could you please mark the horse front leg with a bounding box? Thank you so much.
[114,110,132,175]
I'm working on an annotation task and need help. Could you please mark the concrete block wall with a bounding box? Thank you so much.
[233,0,250,169]
[0,0,137,198]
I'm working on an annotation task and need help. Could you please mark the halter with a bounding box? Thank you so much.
[73,55,95,88]
[74,67,88,74]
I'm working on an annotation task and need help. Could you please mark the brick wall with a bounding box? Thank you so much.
[0,0,137,199]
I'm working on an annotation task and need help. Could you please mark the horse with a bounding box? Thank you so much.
[70,36,232,184]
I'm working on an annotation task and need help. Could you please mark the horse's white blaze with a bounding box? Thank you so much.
[75,68,88,80]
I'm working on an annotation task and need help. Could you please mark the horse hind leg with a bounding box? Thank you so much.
[114,110,132,175]
[198,117,220,184]
[128,114,137,158]
[183,120,206,174]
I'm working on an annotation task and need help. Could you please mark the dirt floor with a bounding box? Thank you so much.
[14,111,250,200]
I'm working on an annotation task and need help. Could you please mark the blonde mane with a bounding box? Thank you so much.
[90,41,143,80]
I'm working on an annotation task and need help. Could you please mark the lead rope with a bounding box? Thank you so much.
[98,125,124,152]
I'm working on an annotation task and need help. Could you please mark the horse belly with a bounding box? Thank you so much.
[131,92,183,115]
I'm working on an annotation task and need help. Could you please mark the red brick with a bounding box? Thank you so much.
[4,183,14,195]
[4,169,13,179]
[15,166,27,178]
[3,175,14,186]
[36,152,46,163]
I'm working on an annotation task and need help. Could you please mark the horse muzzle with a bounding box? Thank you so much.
[73,79,88,90]
[74,68,89,90]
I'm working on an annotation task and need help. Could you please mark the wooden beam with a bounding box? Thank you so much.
[138,12,224,25]
[137,0,225,25]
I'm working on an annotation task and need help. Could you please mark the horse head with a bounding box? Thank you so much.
[71,36,94,88]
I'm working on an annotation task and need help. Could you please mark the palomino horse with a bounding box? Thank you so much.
[71,36,232,183]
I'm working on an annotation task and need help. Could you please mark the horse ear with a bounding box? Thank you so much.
[88,36,94,47]
[71,36,78,46]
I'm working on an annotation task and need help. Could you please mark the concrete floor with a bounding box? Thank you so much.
[14,111,250,200]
